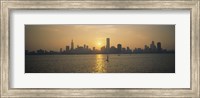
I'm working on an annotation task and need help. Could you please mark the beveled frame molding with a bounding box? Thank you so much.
[1,0,199,97]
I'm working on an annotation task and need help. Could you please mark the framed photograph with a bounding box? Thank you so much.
[1,0,199,97]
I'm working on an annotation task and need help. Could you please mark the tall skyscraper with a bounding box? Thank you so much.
[71,40,74,50]
[106,38,110,49]
[157,42,162,51]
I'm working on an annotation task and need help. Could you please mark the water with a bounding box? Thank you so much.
[25,54,175,73]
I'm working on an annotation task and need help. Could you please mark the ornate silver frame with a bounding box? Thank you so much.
[1,0,199,97]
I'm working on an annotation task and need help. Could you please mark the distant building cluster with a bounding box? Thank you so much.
[25,38,174,55]
[133,41,169,53]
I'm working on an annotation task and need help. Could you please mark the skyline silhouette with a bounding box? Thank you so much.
[25,38,174,55]
[25,25,175,52]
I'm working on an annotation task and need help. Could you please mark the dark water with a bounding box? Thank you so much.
[25,54,175,73]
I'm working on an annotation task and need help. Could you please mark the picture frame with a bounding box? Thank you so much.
[1,0,199,97]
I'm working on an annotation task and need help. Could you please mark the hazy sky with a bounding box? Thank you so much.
[25,25,175,51]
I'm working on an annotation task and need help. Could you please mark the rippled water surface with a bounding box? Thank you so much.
[25,54,175,73]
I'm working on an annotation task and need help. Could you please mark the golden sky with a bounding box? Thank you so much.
[25,25,175,51]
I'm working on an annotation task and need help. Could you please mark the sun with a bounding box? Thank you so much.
[96,41,103,49]
[97,42,102,46]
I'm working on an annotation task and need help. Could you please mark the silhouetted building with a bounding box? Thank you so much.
[150,41,156,52]
[86,45,89,49]
[133,48,143,53]
[126,47,132,53]
[122,48,126,53]
[101,46,106,53]
[144,45,148,50]
[84,44,86,49]
[71,40,74,50]
[66,46,70,52]
[157,42,162,52]
[110,46,117,53]
[37,49,45,54]
[144,45,150,53]
[117,44,122,53]
[106,38,110,53]
[93,47,95,51]
[60,48,62,53]
[106,38,110,49]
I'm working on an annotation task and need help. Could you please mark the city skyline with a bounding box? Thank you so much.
[25,25,175,51]
[25,38,174,55]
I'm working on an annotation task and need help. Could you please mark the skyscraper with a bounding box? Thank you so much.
[66,46,70,52]
[106,38,110,49]
[117,44,122,53]
[157,42,162,51]
[150,41,156,51]
[71,40,74,50]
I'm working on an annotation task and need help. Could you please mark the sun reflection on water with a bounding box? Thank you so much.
[94,54,107,73]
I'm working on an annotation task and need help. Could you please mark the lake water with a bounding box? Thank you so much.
[25,54,175,73]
